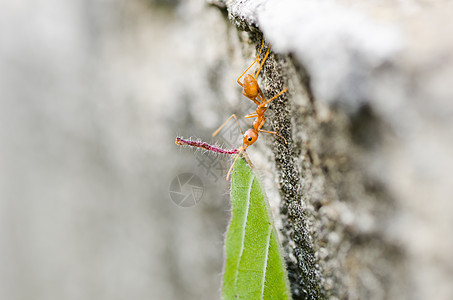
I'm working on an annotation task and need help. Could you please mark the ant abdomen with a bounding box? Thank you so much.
[242,74,259,99]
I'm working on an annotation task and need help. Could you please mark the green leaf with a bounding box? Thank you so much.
[223,158,292,300]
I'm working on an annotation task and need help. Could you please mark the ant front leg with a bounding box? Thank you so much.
[243,151,254,168]
[212,114,244,137]
[226,148,245,181]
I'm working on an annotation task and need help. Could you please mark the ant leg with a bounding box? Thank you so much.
[254,44,271,79]
[212,114,244,137]
[263,87,288,106]
[245,115,257,119]
[237,37,266,86]
[237,58,258,87]
[252,84,267,105]
[242,151,254,168]
[251,38,266,77]
[226,149,243,181]
[259,129,288,144]
[257,89,266,104]
[226,148,254,180]
[245,94,261,106]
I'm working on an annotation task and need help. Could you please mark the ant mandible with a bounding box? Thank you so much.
[213,38,288,180]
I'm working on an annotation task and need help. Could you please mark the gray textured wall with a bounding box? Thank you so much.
[1,0,453,299]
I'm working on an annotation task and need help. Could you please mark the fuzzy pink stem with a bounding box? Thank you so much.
[175,137,239,155]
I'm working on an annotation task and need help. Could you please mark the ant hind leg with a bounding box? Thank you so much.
[253,44,271,79]
[237,36,267,86]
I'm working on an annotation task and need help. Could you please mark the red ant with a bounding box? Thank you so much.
[176,38,287,180]
[212,39,288,179]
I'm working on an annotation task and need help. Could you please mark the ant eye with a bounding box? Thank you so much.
[248,137,253,141]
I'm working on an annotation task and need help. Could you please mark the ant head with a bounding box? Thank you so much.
[243,129,258,148]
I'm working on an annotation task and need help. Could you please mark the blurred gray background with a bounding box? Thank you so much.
[0,0,234,299]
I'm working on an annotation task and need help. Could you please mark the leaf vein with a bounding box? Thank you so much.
[261,228,272,299]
